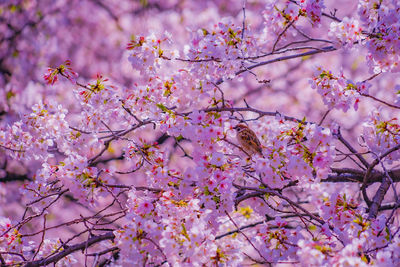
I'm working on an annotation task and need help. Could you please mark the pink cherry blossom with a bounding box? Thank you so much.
[1,0,400,265]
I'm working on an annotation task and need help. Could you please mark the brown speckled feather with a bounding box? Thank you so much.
[234,124,263,156]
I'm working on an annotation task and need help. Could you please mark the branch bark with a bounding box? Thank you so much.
[368,176,391,220]
[24,232,115,267]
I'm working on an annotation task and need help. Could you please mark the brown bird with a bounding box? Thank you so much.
[234,124,263,157]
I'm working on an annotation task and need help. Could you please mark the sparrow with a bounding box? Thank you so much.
[234,124,263,157]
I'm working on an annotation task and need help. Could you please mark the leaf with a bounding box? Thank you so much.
[156,103,168,112]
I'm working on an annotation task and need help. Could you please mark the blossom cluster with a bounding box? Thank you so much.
[358,0,400,73]
[0,102,69,160]
[0,217,32,264]
[299,0,325,25]
[362,109,400,163]
[329,17,363,49]
[254,121,335,189]
[310,66,371,111]
[1,0,400,266]
[114,190,244,266]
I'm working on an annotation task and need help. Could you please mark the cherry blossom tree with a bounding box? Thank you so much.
[1,0,400,266]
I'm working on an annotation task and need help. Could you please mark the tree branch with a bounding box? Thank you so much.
[368,176,391,220]
[24,232,115,267]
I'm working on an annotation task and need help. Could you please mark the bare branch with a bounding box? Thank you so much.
[23,232,115,267]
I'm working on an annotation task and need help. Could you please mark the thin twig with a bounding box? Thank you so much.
[225,211,270,263]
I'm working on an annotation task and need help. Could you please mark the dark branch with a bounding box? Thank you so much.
[24,232,115,267]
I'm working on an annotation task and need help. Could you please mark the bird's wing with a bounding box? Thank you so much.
[241,130,263,154]
[247,131,262,147]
